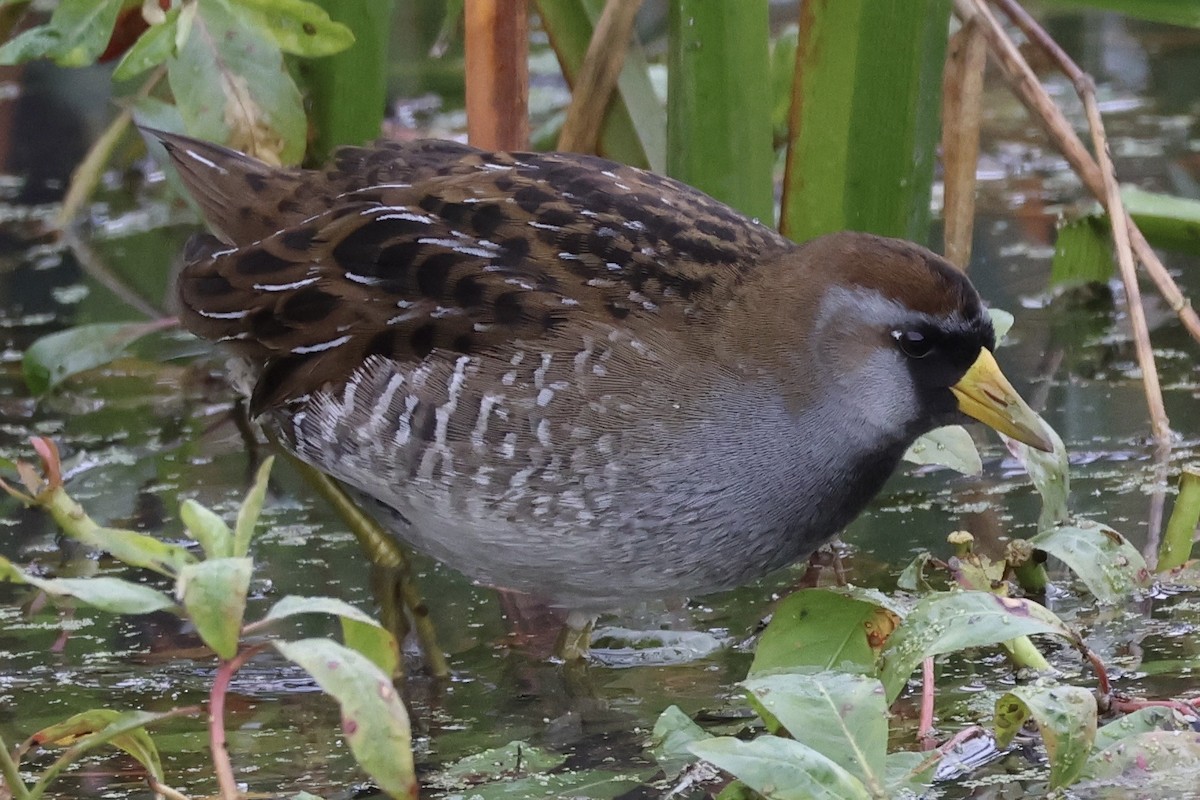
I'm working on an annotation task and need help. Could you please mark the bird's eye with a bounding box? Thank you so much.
[893,329,933,359]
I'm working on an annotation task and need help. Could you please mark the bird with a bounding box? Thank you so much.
[150,129,1053,611]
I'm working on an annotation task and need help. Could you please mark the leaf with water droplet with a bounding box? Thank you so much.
[691,735,872,800]
[994,682,1097,788]
[903,425,982,476]
[1027,521,1149,604]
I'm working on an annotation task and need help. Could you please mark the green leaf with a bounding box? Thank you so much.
[233,456,273,557]
[32,708,163,784]
[1123,186,1200,254]
[1051,215,1113,287]
[179,499,234,559]
[262,594,399,677]
[1041,1,1200,30]
[883,750,937,795]
[878,591,1078,702]
[1092,706,1195,753]
[1004,420,1070,531]
[168,0,305,165]
[1081,731,1200,789]
[434,740,566,785]
[0,556,176,615]
[22,321,168,395]
[176,557,252,659]
[275,638,416,799]
[234,0,354,56]
[742,672,888,794]
[72,525,196,577]
[751,589,893,676]
[0,0,125,66]
[112,5,181,81]
[691,736,872,800]
[1160,467,1200,572]
[649,706,709,779]
[903,425,982,476]
[1027,521,1150,604]
[994,683,1097,788]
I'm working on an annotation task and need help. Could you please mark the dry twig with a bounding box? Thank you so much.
[941,16,988,269]
[558,0,643,154]
[954,0,1176,445]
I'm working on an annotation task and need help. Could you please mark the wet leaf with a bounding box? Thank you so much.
[649,705,709,779]
[1080,731,1200,788]
[179,499,233,559]
[434,768,647,799]
[168,0,304,165]
[263,595,399,677]
[1051,215,1113,287]
[176,557,252,659]
[878,591,1077,702]
[691,735,871,800]
[751,589,886,676]
[70,523,195,577]
[742,672,888,794]
[1004,420,1070,531]
[896,552,938,593]
[22,321,168,395]
[1159,467,1200,573]
[0,0,125,66]
[33,708,163,783]
[233,456,273,557]
[0,556,175,615]
[1093,706,1195,753]
[275,638,416,799]
[112,5,180,81]
[1028,521,1150,604]
[434,740,566,785]
[903,425,982,476]
[883,750,936,795]
[235,0,354,56]
[994,683,1097,788]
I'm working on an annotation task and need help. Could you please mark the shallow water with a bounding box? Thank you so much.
[0,7,1198,800]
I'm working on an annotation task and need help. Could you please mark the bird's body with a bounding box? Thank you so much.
[159,131,1049,609]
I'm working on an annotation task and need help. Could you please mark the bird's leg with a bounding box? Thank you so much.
[554,610,597,662]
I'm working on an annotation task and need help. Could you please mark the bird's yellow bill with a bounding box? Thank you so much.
[951,349,1053,452]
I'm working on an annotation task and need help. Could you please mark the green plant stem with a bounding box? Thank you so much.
[0,734,32,800]
[147,779,191,800]
[1002,636,1052,672]
[1159,468,1200,572]
[209,646,265,800]
[279,451,450,679]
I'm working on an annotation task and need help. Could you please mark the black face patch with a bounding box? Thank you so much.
[902,313,996,425]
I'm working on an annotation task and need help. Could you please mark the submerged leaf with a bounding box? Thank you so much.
[22,321,170,395]
[649,706,709,779]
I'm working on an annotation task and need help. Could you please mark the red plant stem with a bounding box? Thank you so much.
[918,657,937,751]
[209,645,267,800]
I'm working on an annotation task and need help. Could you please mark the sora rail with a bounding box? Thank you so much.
[154,130,1052,610]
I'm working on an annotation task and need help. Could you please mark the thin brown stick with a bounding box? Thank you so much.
[1081,90,1171,444]
[464,0,530,150]
[955,0,1200,347]
[941,17,988,270]
[557,0,642,154]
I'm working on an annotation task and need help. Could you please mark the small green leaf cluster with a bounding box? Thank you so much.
[0,0,355,167]
[0,443,416,800]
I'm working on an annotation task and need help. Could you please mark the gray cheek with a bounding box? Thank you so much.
[832,349,922,441]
